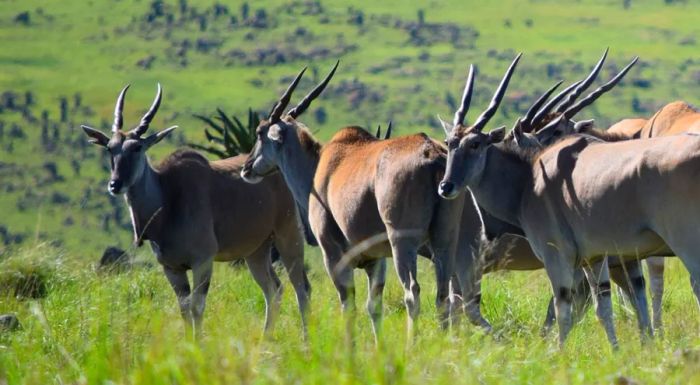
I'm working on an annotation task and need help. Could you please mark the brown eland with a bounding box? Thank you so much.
[242,61,482,341]
[438,56,700,348]
[439,53,653,345]
[520,57,700,335]
[81,84,310,339]
[508,52,659,340]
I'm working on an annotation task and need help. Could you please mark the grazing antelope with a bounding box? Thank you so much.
[242,62,481,340]
[591,102,700,332]
[508,51,658,338]
[571,116,667,334]
[374,122,594,333]
[438,55,700,348]
[521,55,700,334]
[81,84,310,339]
[434,53,649,340]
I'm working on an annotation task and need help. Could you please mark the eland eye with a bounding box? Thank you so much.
[470,142,480,149]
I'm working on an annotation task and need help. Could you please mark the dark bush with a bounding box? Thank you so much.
[98,246,131,272]
[0,255,52,299]
[0,314,20,332]
[188,108,260,158]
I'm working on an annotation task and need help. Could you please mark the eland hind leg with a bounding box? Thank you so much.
[583,259,619,349]
[245,239,282,334]
[609,259,653,340]
[191,259,214,339]
[363,259,387,344]
[274,222,312,338]
[646,257,665,334]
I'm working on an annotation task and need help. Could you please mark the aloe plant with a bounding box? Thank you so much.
[189,108,260,158]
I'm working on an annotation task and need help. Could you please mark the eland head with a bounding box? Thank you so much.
[437,54,521,199]
[242,61,338,184]
[81,84,176,195]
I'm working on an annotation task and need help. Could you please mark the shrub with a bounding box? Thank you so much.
[0,246,60,299]
[188,108,260,158]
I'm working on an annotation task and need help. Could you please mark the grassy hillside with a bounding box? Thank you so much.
[2,0,700,257]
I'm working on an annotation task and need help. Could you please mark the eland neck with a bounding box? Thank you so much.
[278,129,322,220]
[468,144,532,229]
[125,159,164,244]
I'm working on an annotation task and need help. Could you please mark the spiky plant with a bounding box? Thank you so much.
[188,108,260,158]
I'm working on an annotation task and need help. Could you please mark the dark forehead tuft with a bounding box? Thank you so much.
[107,132,125,147]
[122,139,141,150]
[457,126,485,139]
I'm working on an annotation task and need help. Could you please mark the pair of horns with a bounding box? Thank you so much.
[375,121,392,139]
[112,83,163,137]
[453,53,522,132]
[522,49,638,132]
[269,61,339,123]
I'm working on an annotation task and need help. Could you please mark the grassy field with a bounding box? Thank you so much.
[3,0,700,383]
[2,245,700,384]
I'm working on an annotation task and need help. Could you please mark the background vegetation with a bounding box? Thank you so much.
[1,0,700,383]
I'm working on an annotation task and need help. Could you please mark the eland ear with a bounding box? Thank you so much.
[81,125,110,147]
[144,125,178,147]
[267,124,284,143]
[574,119,595,133]
[488,126,506,143]
[437,115,453,136]
[512,124,524,146]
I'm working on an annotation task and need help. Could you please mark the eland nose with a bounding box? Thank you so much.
[108,180,122,194]
[438,181,456,199]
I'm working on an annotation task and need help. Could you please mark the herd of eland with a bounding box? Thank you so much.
[81,48,700,349]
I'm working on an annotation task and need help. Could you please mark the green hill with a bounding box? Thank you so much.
[1,0,699,257]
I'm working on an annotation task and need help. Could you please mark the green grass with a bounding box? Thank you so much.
[1,245,700,384]
[3,1,700,383]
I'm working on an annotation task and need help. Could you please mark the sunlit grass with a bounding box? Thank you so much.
[1,245,700,384]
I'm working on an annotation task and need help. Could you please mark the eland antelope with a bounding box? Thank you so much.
[374,121,594,333]
[507,52,659,338]
[438,55,700,348]
[520,55,700,334]
[435,53,650,341]
[242,62,479,340]
[81,84,310,339]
